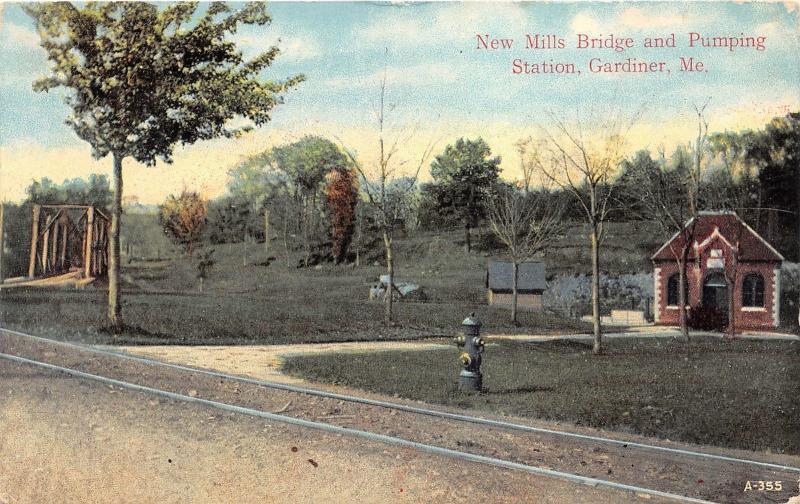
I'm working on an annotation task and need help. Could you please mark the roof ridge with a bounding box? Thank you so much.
[651,212,784,262]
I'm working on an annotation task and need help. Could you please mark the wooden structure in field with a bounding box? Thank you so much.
[26,204,110,283]
[485,261,546,311]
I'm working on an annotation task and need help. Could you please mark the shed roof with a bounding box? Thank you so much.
[487,261,546,292]
[651,212,784,262]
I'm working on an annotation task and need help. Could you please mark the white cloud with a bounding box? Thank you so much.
[234,29,320,62]
[616,8,688,30]
[0,66,35,88]
[322,62,460,90]
[570,7,689,35]
[570,12,601,34]
[276,35,320,61]
[434,3,529,40]
[354,3,530,48]
[357,15,429,45]
[3,21,40,49]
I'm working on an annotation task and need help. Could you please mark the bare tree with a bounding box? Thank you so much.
[626,146,697,346]
[514,136,544,194]
[624,101,710,354]
[487,186,564,323]
[339,61,436,325]
[534,108,638,355]
[708,131,760,340]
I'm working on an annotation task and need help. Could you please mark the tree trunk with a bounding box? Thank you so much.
[383,230,394,325]
[590,223,602,355]
[726,254,738,340]
[511,261,519,324]
[283,204,291,268]
[727,279,736,339]
[303,196,311,267]
[678,256,690,359]
[243,232,248,267]
[108,153,124,334]
[464,220,471,252]
[264,209,270,255]
[678,259,689,340]
[355,205,362,268]
[0,202,4,283]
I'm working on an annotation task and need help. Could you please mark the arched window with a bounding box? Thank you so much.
[742,273,765,307]
[667,274,679,306]
[666,274,688,306]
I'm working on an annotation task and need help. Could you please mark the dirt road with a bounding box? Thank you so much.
[1,359,633,504]
[2,331,799,503]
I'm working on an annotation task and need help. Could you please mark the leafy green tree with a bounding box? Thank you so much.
[429,138,501,252]
[744,113,800,260]
[159,191,208,259]
[26,2,302,332]
[26,175,111,209]
[208,195,252,245]
[271,136,351,265]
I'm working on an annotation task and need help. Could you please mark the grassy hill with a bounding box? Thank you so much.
[1,226,592,345]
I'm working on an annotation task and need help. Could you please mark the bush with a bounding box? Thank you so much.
[543,272,653,318]
[687,305,728,331]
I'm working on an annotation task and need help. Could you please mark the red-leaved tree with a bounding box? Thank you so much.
[326,167,359,263]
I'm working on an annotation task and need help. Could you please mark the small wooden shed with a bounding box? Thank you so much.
[486,261,546,311]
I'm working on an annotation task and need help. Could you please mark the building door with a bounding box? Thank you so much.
[702,273,728,312]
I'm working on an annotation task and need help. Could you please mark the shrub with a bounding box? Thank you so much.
[159,191,208,258]
[543,272,653,318]
[687,305,728,331]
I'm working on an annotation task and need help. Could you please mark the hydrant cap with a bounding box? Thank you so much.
[462,312,481,327]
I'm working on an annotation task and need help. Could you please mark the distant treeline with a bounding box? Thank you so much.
[3,113,798,278]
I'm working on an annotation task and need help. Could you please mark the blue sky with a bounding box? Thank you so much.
[1,1,798,203]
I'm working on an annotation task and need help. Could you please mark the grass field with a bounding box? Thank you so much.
[0,235,591,345]
[2,218,795,343]
[282,336,800,454]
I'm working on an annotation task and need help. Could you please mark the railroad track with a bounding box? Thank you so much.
[1,327,799,503]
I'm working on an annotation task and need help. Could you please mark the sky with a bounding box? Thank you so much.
[0,1,798,204]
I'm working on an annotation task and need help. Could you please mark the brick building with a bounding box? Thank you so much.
[652,212,784,330]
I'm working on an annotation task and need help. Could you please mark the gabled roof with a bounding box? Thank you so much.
[487,261,546,292]
[651,212,784,262]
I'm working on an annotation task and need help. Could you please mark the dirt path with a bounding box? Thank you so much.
[4,331,800,503]
[114,340,452,385]
[0,359,626,504]
[114,329,799,387]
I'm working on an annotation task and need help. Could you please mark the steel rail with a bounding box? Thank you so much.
[2,326,799,475]
[0,350,716,504]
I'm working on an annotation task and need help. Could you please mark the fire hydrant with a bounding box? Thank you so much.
[453,312,484,391]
